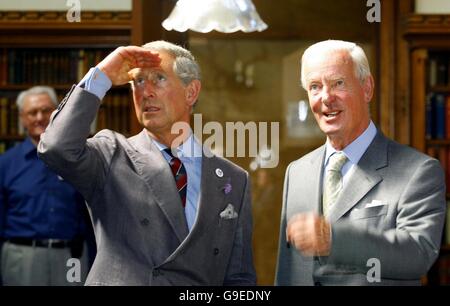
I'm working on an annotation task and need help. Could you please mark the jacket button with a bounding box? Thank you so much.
[140,218,149,226]
[214,248,219,255]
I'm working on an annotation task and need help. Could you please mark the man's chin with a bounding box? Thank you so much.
[143,121,165,133]
[31,130,46,137]
[320,124,341,136]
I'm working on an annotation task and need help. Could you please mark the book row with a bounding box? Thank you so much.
[0,91,131,145]
[426,92,450,140]
[0,48,111,85]
[429,55,450,87]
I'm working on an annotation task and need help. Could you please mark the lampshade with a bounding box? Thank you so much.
[162,0,268,33]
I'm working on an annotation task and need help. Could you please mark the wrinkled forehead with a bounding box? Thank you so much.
[303,51,354,82]
[128,51,175,78]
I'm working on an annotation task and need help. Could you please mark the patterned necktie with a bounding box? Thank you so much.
[164,148,188,207]
[322,151,348,217]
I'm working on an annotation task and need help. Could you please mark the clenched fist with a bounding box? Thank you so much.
[286,213,331,256]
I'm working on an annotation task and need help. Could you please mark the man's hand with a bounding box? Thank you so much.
[286,213,331,256]
[96,46,161,86]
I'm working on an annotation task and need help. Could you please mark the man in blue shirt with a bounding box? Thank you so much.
[0,86,94,286]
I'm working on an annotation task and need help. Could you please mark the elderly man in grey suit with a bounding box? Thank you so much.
[275,40,446,286]
[38,41,256,285]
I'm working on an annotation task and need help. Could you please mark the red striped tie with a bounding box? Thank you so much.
[164,149,187,207]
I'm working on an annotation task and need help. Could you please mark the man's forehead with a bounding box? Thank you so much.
[304,69,346,83]
[128,54,173,77]
[23,94,54,109]
[129,67,162,75]
[303,52,353,82]
[305,50,350,68]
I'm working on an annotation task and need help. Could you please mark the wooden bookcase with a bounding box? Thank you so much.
[0,11,134,153]
[406,14,450,285]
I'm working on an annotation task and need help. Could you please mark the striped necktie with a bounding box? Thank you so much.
[322,151,348,217]
[164,148,187,207]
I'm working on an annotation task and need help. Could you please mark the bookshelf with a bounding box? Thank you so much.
[406,14,450,285]
[0,11,134,153]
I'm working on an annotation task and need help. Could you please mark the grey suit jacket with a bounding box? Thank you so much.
[275,131,446,285]
[38,86,256,286]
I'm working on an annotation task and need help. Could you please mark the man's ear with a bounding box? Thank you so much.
[19,112,25,127]
[185,80,201,106]
[363,75,374,103]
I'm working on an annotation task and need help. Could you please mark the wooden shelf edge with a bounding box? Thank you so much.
[430,85,450,93]
[0,11,131,27]
[404,14,450,36]
[427,139,450,146]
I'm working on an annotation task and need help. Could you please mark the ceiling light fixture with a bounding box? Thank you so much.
[162,0,268,33]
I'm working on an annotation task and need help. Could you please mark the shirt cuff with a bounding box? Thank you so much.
[77,67,112,100]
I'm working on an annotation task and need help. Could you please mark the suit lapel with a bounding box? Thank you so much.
[162,150,228,264]
[287,146,325,216]
[328,132,388,223]
[306,146,326,214]
[128,130,189,243]
[189,151,227,236]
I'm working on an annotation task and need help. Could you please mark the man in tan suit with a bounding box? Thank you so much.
[276,40,446,285]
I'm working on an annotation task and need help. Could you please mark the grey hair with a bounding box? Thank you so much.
[16,86,58,112]
[142,40,201,86]
[300,40,371,89]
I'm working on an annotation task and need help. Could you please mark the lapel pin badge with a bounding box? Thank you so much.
[222,180,232,195]
[215,168,224,178]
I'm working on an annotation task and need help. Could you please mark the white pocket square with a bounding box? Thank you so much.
[220,204,238,219]
[365,200,387,208]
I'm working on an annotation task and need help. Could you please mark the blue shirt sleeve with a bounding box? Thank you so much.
[77,67,112,100]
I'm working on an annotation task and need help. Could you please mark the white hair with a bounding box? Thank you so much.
[142,40,201,85]
[16,86,58,112]
[300,40,371,89]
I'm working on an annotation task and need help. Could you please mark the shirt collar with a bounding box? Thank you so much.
[324,120,377,166]
[149,131,203,159]
[21,137,38,158]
